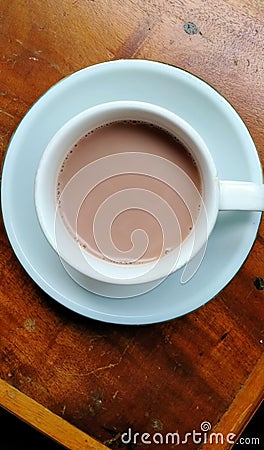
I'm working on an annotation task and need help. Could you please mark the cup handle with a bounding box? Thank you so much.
[219,180,264,211]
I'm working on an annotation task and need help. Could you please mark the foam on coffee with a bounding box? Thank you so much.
[56,120,202,264]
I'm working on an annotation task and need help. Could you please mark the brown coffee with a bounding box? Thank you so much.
[57,121,202,264]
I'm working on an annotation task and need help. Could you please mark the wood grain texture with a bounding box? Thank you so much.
[0,1,263,449]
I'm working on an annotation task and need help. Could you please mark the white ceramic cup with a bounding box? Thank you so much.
[35,101,264,289]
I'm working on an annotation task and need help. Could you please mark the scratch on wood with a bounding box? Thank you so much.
[86,362,118,376]
[112,390,119,399]
[105,47,116,60]
[15,38,24,46]
[243,288,255,302]
[64,343,130,377]
[86,343,130,376]
[49,62,64,73]
[0,109,15,119]
[15,37,64,75]
[103,432,122,446]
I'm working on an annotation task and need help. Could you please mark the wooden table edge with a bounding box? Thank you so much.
[1,355,263,450]
[201,353,264,450]
[0,378,108,450]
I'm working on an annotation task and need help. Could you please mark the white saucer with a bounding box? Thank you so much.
[1,60,262,325]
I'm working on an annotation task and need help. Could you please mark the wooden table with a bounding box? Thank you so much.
[0,1,263,449]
